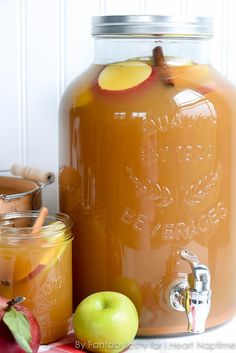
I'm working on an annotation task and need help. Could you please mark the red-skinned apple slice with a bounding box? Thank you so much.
[174,65,221,95]
[98,60,153,92]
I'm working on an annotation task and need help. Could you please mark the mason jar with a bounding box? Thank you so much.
[59,16,236,335]
[0,211,73,343]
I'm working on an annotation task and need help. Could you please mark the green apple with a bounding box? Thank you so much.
[73,291,139,353]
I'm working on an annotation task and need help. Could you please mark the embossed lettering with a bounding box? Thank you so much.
[159,146,169,162]
[170,114,182,129]
[139,144,213,164]
[121,202,228,240]
[156,115,169,132]
[177,144,213,162]
[131,112,147,120]
[141,119,156,135]
[189,220,200,238]
[121,208,149,233]
[140,145,159,163]
[114,112,126,120]
[140,113,217,134]
[133,215,148,231]
[162,223,175,240]
[151,223,162,238]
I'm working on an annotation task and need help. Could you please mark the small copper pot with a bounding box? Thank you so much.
[0,164,54,213]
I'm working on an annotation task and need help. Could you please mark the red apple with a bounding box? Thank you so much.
[0,296,41,353]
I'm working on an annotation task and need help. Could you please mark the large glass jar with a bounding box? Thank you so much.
[59,16,236,336]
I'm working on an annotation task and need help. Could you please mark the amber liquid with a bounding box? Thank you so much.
[59,60,236,335]
[0,241,72,343]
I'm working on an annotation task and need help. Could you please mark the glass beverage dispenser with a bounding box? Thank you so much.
[59,16,236,335]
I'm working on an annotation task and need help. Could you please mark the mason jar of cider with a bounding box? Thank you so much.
[0,211,73,343]
[59,16,236,336]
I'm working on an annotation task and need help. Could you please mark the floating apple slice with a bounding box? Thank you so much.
[174,65,210,88]
[98,60,153,91]
[40,221,68,270]
[74,89,94,107]
[22,221,68,280]
[165,56,194,67]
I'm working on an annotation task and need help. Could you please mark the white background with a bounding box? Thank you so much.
[0,0,236,210]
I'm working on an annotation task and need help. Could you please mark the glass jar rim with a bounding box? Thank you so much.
[0,211,73,243]
[92,15,213,39]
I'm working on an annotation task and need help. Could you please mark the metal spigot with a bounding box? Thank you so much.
[169,250,211,333]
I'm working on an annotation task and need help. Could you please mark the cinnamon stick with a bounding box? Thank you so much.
[153,46,175,86]
[0,207,49,286]
[31,207,48,235]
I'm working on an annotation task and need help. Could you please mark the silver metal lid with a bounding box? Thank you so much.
[92,15,213,38]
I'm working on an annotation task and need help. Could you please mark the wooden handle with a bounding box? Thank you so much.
[11,164,55,184]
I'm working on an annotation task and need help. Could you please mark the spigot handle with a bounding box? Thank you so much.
[180,249,200,268]
[169,249,211,334]
[180,250,211,291]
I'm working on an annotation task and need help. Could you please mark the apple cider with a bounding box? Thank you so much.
[59,16,236,335]
[0,211,73,343]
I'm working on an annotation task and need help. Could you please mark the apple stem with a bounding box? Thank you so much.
[7,296,26,309]
[153,46,175,86]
